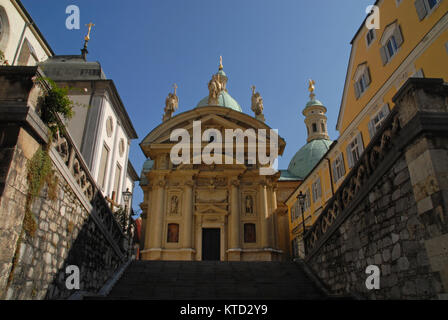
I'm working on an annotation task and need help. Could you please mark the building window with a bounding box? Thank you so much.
[368,104,390,138]
[354,65,371,99]
[244,223,256,243]
[167,223,179,243]
[332,153,346,182]
[0,14,3,40]
[346,133,364,169]
[17,39,38,66]
[98,144,110,190]
[380,23,404,65]
[304,189,311,210]
[312,178,322,202]
[321,122,326,133]
[415,0,441,20]
[312,123,318,133]
[366,29,376,47]
[0,6,10,56]
[112,163,122,201]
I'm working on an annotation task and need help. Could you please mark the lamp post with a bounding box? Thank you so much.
[297,191,307,256]
[122,188,132,233]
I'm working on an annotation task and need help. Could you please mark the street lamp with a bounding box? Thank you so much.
[122,188,132,233]
[297,191,307,256]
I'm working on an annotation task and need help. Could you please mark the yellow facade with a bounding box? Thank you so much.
[287,0,448,257]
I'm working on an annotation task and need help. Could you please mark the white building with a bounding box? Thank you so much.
[0,0,53,65]
[0,0,139,209]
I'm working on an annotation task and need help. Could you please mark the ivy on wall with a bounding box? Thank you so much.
[7,79,74,288]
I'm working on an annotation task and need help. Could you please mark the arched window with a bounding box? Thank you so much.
[244,223,256,243]
[312,123,318,133]
[0,6,10,54]
[167,223,179,243]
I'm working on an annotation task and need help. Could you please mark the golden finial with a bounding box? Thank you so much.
[308,79,316,93]
[219,56,223,70]
[308,79,316,99]
[85,22,95,41]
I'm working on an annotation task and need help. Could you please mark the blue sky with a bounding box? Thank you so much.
[22,0,373,212]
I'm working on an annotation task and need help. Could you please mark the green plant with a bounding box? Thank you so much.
[38,79,74,135]
[24,146,58,236]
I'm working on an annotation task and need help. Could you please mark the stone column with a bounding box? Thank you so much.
[228,179,241,261]
[147,179,166,259]
[270,185,278,249]
[182,180,194,257]
[259,181,270,249]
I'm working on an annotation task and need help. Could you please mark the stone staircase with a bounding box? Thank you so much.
[93,260,332,300]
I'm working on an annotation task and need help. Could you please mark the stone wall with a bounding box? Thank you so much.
[304,78,448,299]
[307,151,443,299]
[0,67,129,300]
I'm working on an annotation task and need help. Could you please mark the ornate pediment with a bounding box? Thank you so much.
[195,204,228,215]
[140,107,285,159]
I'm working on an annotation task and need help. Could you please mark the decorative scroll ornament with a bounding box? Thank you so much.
[163,84,179,122]
[251,85,265,122]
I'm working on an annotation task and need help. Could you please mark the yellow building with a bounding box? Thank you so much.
[139,61,290,261]
[287,0,448,258]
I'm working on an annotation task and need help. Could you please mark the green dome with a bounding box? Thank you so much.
[287,139,333,179]
[306,99,324,108]
[196,90,242,112]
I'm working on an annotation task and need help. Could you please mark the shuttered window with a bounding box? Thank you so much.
[346,133,365,169]
[415,0,440,20]
[380,25,404,65]
[368,104,390,139]
[312,178,322,202]
[366,29,376,47]
[332,153,346,182]
[354,67,371,99]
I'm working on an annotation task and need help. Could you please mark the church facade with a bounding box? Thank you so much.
[139,61,289,261]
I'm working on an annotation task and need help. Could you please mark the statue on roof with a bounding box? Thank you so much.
[208,74,223,105]
[251,85,265,122]
[308,79,316,100]
[163,84,179,122]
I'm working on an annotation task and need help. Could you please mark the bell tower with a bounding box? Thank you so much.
[303,80,330,143]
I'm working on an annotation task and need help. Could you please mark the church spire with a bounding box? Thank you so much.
[303,80,330,143]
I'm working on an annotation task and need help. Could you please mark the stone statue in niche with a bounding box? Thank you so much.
[245,195,254,214]
[170,195,179,214]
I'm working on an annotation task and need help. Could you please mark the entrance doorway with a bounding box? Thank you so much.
[202,228,220,261]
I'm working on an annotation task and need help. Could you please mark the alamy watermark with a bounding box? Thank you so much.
[65,5,80,30]
[170,121,279,176]
[365,265,380,290]
[365,5,380,30]
[65,265,80,290]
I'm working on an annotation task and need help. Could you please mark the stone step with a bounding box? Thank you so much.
[90,261,330,300]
